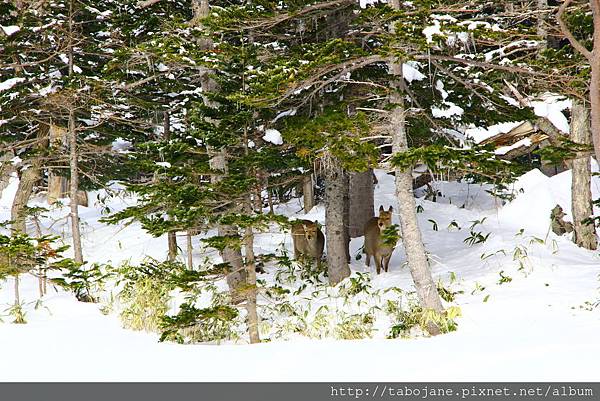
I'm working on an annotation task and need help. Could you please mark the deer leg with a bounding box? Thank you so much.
[374,253,381,274]
[384,254,391,272]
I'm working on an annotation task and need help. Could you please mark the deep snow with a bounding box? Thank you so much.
[0,166,599,381]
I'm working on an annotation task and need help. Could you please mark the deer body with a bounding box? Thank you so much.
[363,206,395,274]
[291,219,325,261]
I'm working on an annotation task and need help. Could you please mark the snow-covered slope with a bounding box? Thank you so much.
[0,168,599,381]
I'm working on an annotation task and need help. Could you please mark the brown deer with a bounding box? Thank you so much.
[363,205,396,274]
[291,219,324,262]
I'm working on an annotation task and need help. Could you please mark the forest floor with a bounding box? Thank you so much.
[0,168,599,381]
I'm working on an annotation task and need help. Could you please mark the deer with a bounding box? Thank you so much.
[291,219,325,262]
[363,205,396,274]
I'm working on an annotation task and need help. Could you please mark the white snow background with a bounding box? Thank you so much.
[0,162,599,381]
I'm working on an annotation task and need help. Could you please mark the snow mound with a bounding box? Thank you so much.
[0,25,20,36]
[263,129,283,145]
[498,162,600,236]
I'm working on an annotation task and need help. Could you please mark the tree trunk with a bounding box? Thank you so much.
[209,148,246,301]
[47,124,68,204]
[65,0,83,264]
[186,231,194,269]
[0,152,16,195]
[389,0,443,336]
[167,232,178,261]
[68,109,83,264]
[325,157,351,285]
[570,100,597,249]
[11,126,47,234]
[589,0,600,163]
[14,273,20,306]
[348,170,374,238]
[192,0,245,299]
[11,167,39,234]
[302,174,315,213]
[537,0,547,52]
[343,173,350,263]
[244,223,260,344]
[162,111,179,261]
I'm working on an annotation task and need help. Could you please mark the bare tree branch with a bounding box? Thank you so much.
[557,0,593,62]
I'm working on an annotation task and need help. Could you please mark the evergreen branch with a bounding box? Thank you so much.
[429,60,496,107]
[241,0,355,31]
[275,55,386,106]
[412,54,562,78]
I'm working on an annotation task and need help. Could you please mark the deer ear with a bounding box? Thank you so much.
[388,206,393,212]
[379,205,384,212]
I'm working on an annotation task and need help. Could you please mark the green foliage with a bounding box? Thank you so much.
[388,301,462,338]
[160,303,240,344]
[391,145,519,185]
[0,231,70,282]
[5,302,26,324]
[535,139,593,165]
[381,224,401,247]
[282,108,378,172]
[119,275,172,332]
[437,281,463,303]
[52,262,112,303]
[463,230,491,246]
[498,271,513,285]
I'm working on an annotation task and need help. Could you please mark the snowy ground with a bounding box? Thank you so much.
[1,167,599,381]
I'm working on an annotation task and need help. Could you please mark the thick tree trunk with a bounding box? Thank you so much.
[325,157,350,285]
[68,109,83,264]
[303,174,315,213]
[209,148,246,301]
[11,126,47,234]
[570,100,597,249]
[47,124,68,204]
[11,166,39,234]
[0,152,16,195]
[348,170,374,238]
[388,0,444,336]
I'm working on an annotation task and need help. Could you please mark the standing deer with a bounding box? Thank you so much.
[363,205,396,274]
[291,219,325,262]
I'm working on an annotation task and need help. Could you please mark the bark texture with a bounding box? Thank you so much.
[389,0,444,336]
[68,109,83,264]
[302,174,315,213]
[570,100,597,250]
[11,126,47,234]
[209,148,246,301]
[0,152,16,195]
[244,223,260,344]
[47,124,68,204]
[590,0,600,163]
[192,0,246,300]
[325,157,350,286]
[348,170,374,238]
